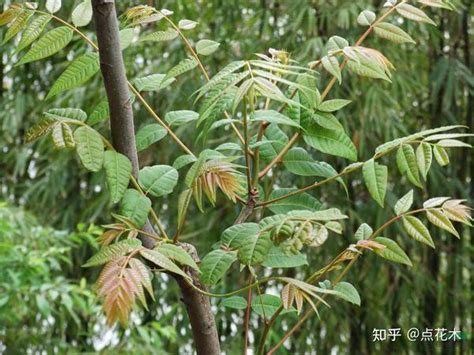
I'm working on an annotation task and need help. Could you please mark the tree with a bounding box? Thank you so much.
[0,0,471,353]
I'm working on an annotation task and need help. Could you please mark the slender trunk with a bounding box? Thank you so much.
[91,2,220,354]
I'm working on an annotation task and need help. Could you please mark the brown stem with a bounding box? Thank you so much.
[91,2,220,354]
[243,274,254,354]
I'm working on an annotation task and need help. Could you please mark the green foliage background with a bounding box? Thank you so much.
[0,0,472,353]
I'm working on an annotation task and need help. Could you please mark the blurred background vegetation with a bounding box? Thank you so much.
[0,0,472,353]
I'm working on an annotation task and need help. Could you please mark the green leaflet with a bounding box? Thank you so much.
[327,35,348,52]
[16,14,51,52]
[136,124,167,151]
[251,110,301,128]
[140,28,178,42]
[283,147,338,178]
[396,3,436,25]
[133,74,175,91]
[138,165,178,197]
[347,58,391,82]
[25,116,57,143]
[47,53,100,99]
[374,22,416,44]
[87,100,109,125]
[222,223,260,249]
[396,144,422,187]
[262,246,308,268]
[251,294,294,317]
[426,209,459,238]
[45,108,87,121]
[303,122,357,161]
[196,39,220,55]
[139,249,190,280]
[18,26,73,65]
[154,243,199,271]
[51,122,75,149]
[103,151,132,204]
[317,99,351,113]
[267,188,322,214]
[165,110,199,127]
[394,190,414,215]
[321,56,341,83]
[2,9,32,45]
[177,189,193,229]
[82,239,141,267]
[163,56,198,82]
[433,144,450,166]
[73,126,104,172]
[120,189,151,228]
[373,237,413,266]
[119,28,134,50]
[200,249,237,285]
[416,142,432,180]
[238,235,271,267]
[221,296,247,310]
[362,159,388,207]
[333,282,361,306]
[354,223,373,240]
[259,124,289,163]
[402,216,435,248]
[71,0,93,27]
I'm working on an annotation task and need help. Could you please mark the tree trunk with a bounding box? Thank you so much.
[91,1,220,354]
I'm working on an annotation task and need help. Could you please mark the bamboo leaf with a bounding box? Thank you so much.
[83,239,141,267]
[200,249,237,285]
[120,189,151,228]
[402,216,434,248]
[73,126,104,172]
[47,53,100,99]
[374,237,413,266]
[138,165,179,197]
[362,159,388,207]
[103,151,132,204]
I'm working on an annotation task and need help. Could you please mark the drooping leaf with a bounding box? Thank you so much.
[135,124,167,151]
[73,126,104,172]
[396,3,436,25]
[237,232,272,266]
[119,189,151,228]
[47,52,100,99]
[83,239,141,267]
[362,159,388,207]
[72,0,93,27]
[373,237,413,266]
[433,145,450,166]
[333,282,361,305]
[396,144,422,187]
[196,39,220,55]
[139,249,190,280]
[46,0,62,13]
[133,74,175,91]
[416,142,432,180]
[138,165,179,197]
[17,26,72,65]
[222,223,260,249]
[262,246,308,268]
[374,22,416,44]
[394,190,414,215]
[51,122,75,149]
[16,14,51,52]
[200,249,237,285]
[267,188,322,214]
[402,216,434,248]
[355,223,373,241]
[165,110,199,127]
[155,243,199,271]
[251,110,301,128]
[103,151,132,204]
[221,296,247,310]
[426,209,459,238]
[303,123,357,161]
